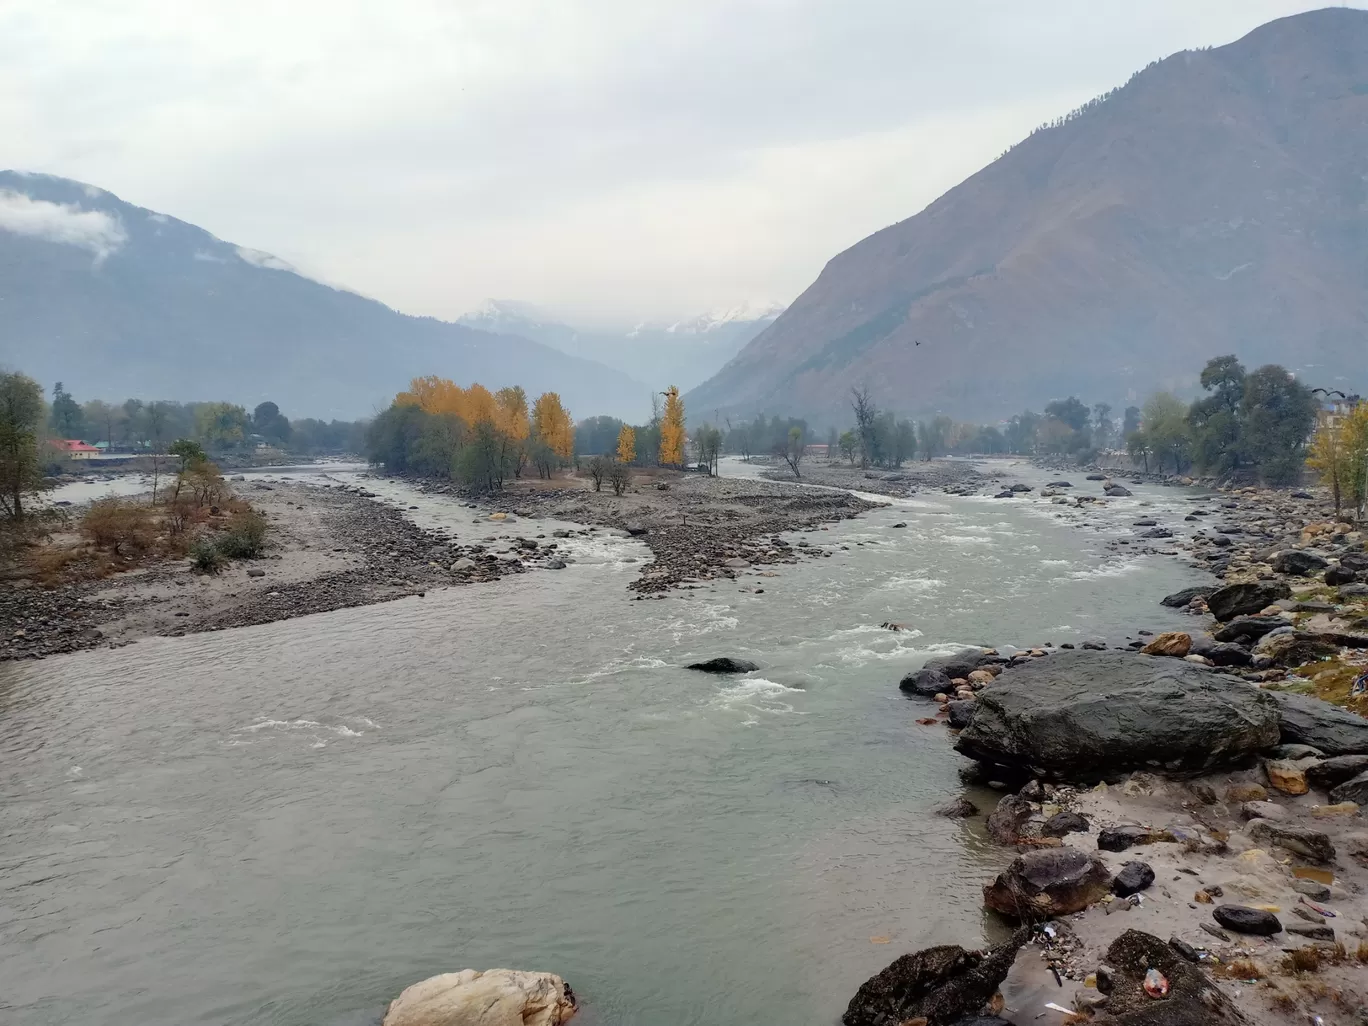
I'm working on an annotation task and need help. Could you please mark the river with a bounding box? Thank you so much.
[1,460,1210,1026]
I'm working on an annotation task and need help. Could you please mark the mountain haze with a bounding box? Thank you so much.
[689,7,1368,425]
[0,173,647,421]
[459,299,783,394]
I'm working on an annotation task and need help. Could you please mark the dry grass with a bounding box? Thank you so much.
[1214,959,1266,981]
[1357,940,1368,965]
[1289,659,1368,713]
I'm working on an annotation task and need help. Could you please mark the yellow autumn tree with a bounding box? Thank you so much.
[659,386,685,466]
[1342,402,1368,521]
[495,385,530,476]
[616,424,636,464]
[1308,420,1350,514]
[531,392,573,477]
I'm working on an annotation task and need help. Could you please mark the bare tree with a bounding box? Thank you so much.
[587,455,609,491]
[694,425,722,475]
[850,387,877,469]
[775,425,806,478]
[608,460,631,496]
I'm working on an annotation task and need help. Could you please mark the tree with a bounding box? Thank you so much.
[1091,403,1113,449]
[50,381,83,438]
[826,426,838,460]
[850,387,877,468]
[659,386,686,466]
[1141,392,1192,474]
[495,386,530,477]
[1308,421,1349,514]
[776,425,806,478]
[531,392,574,475]
[616,424,636,464]
[121,398,144,445]
[253,401,291,445]
[83,399,124,448]
[195,402,249,450]
[586,455,609,492]
[1241,365,1316,485]
[0,372,48,521]
[1340,402,1368,522]
[694,424,722,475]
[1188,355,1248,475]
[168,438,209,504]
[608,460,631,496]
[1044,396,1090,433]
[919,416,951,460]
[838,430,858,465]
[574,415,623,456]
[1122,406,1142,438]
[1127,429,1153,473]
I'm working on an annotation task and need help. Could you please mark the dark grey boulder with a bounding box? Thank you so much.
[986,794,1033,844]
[1340,552,1368,573]
[1160,585,1214,608]
[1140,527,1174,539]
[685,657,759,674]
[1246,820,1335,863]
[1207,581,1293,621]
[1253,631,1341,668]
[1272,550,1329,576]
[1041,810,1090,837]
[623,522,648,536]
[934,797,980,818]
[1270,691,1368,756]
[1134,518,1158,527]
[1212,616,1287,643]
[1048,481,1073,488]
[1329,769,1368,806]
[953,651,1280,780]
[1213,905,1281,936]
[1112,861,1155,897]
[1340,583,1368,598]
[899,667,954,698]
[841,928,1028,1026]
[1325,565,1359,586]
[921,649,1001,681]
[946,700,975,729]
[1307,754,1368,790]
[1086,473,1107,481]
[982,847,1111,918]
[1104,484,1133,497]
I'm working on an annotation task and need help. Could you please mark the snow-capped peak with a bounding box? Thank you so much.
[664,301,786,334]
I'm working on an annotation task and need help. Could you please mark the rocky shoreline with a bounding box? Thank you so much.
[410,470,885,594]
[1,479,554,661]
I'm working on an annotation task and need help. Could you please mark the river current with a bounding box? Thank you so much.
[2,460,1208,1025]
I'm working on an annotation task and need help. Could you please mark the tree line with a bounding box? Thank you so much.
[42,380,366,456]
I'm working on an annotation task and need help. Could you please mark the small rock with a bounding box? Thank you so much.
[1292,879,1331,901]
[1041,810,1090,837]
[1285,923,1336,941]
[1241,801,1286,821]
[934,797,979,818]
[685,657,759,674]
[1246,820,1335,863]
[1264,759,1310,795]
[1112,861,1155,897]
[1140,632,1191,658]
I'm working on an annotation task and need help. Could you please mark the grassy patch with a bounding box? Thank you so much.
[1286,658,1368,714]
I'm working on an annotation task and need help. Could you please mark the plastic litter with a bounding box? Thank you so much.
[1351,670,1367,697]
[1045,1002,1073,1014]
[1300,896,1337,918]
[1143,968,1170,998]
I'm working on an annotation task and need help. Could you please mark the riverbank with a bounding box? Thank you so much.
[413,468,885,594]
[1,479,547,660]
[755,456,986,497]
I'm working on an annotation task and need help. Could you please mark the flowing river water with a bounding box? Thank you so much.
[2,460,1211,1026]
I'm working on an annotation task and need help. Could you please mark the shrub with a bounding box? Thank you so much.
[216,509,267,558]
[81,499,156,557]
[609,460,631,496]
[189,537,225,574]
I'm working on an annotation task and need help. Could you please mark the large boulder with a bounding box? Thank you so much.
[983,847,1112,918]
[953,651,1280,780]
[841,928,1029,1026]
[685,657,759,674]
[1270,691,1368,756]
[1211,616,1288,643]
[1206,581,1293,622]
[1306,754,1368,790]
[1091,930,1247,1024]
[1160,586,1213,608]
[900,667,954,698]
[921,648,1002,681]
[1246,820,1335,863]
[1329,770,1368,805]
[1252,631,1341,667]
[1140,632,1191,657]
[1341,551,1368,573]
[382,970,577,1026]
[1272,550,1329,576]
[986,794,1033,844]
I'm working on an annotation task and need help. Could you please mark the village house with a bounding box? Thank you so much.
[50,439,101,460]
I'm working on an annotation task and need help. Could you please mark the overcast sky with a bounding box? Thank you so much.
[1,1,1352,325]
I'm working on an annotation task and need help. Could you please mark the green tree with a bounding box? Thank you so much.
[1188,355,1248,474]
[1122,406,1141,438]
[169,438,208,473]
[252,401,291,445]
[838,430,858,465]
[1044,396,1090,433]
[195,402,249,451]
[1142,392,1192,474]
[0,372,49,520]
[50,381,83,438]
[1240,365,1316,485]
[1091,403,1113,449]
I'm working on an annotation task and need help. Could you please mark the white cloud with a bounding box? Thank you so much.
[234,246,297,272]
[0,189,126,259]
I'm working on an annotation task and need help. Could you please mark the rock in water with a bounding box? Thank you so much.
[946,699,975,729]
[1140,632,1191,657]
[685,657,759,674]
[900,667,955,697]
[953,651,1280,780]
[841,928,1029,1026]
[1112,861,1155,897]
[985,794,1033,844]
[1206,580,1293,621]
[921,648,1001,681]
[982,848,1112,918]
[1160,586,1213,608]
[1094,930,1246,1023]
[382,969,577,1026]
[1270,691,1368,756]
[1212,905,1282,936]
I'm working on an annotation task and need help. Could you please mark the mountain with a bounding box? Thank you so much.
[688,7,1368,426]
[460,299,783,394]
[0,173,647,421]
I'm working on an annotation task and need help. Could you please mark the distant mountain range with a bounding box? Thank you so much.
[688,7,1368,426]
[458,299,783,395]
[0,172,647,421]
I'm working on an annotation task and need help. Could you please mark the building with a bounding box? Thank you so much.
[50,439,101,460]
[1317,394,1362,433]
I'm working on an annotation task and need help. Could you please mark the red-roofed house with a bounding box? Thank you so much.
[51,439,101,460]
